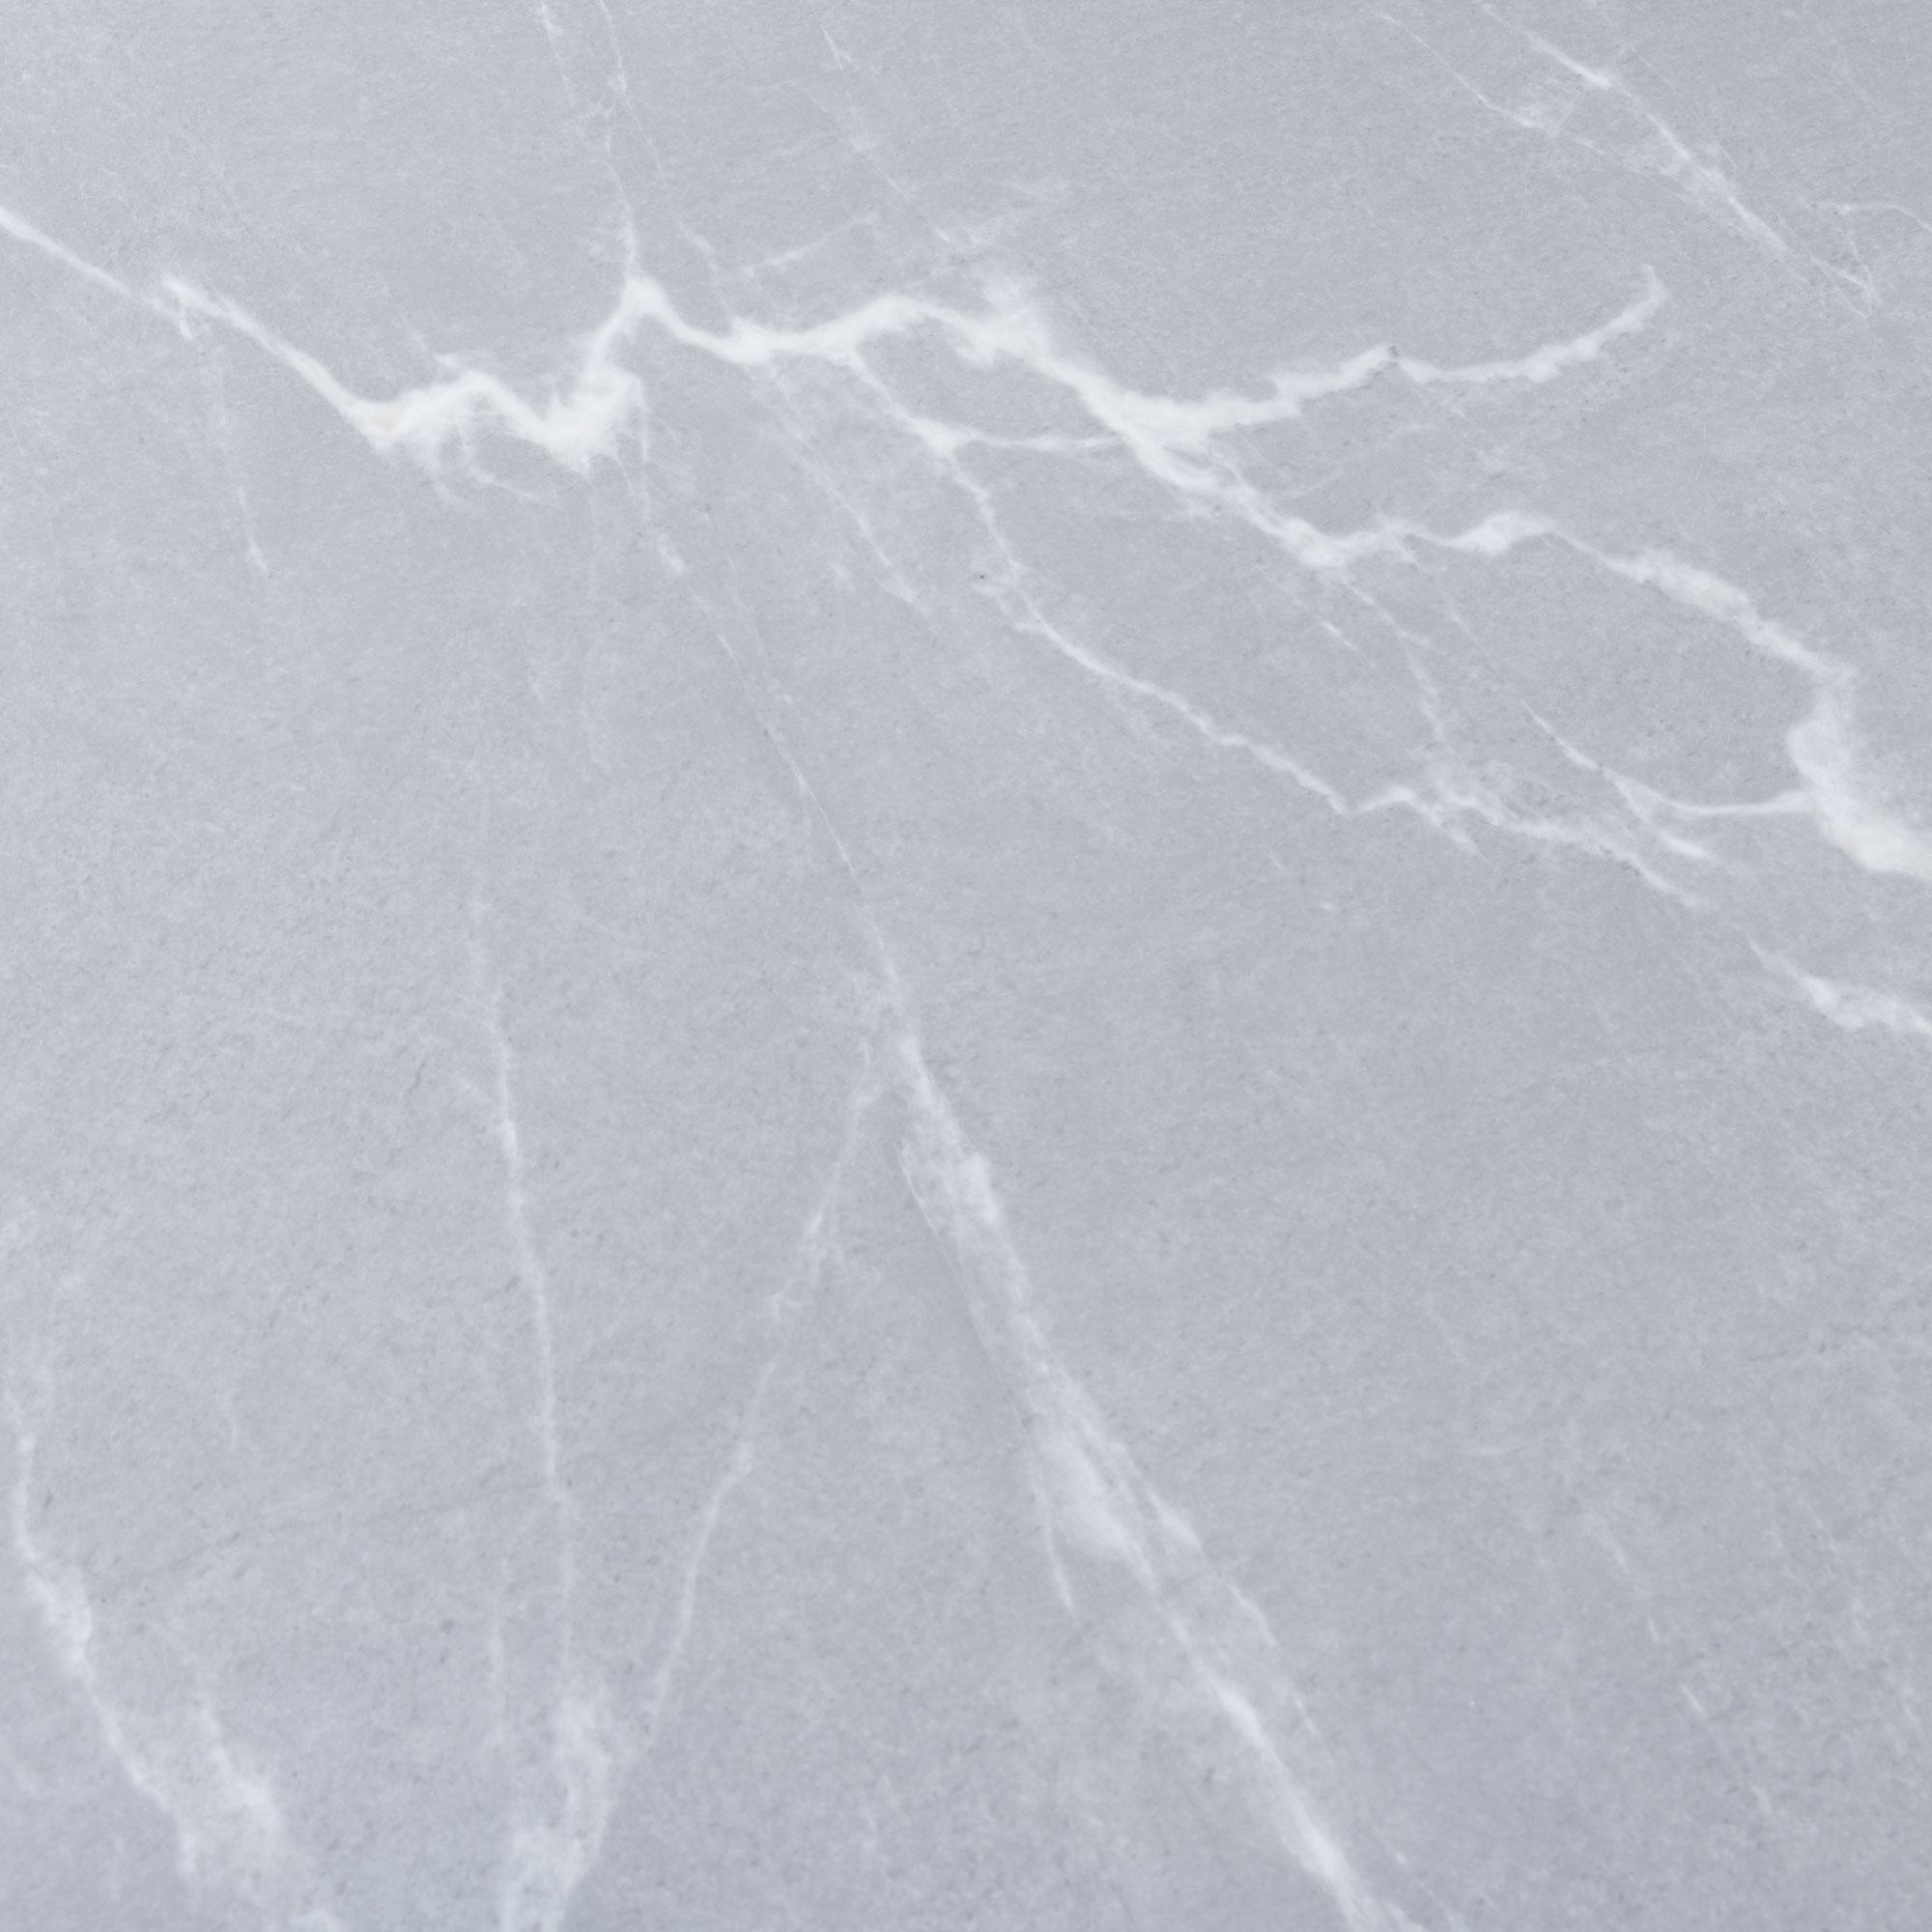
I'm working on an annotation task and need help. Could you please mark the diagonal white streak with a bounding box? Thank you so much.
[890,1025,1418,1931]
[6,1374,346,1931]
[461,916,624,1932]
[1377,3,1871,315]
[638,1057,879,1745]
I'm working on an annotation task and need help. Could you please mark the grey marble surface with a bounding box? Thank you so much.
[4,3,1931,1927]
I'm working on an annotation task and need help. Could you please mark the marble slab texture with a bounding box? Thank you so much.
[3,2,1932,1927]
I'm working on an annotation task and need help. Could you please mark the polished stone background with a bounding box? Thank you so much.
[3,3,1931,1927]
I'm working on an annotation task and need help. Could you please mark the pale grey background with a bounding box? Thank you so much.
[3,3,1931,1927]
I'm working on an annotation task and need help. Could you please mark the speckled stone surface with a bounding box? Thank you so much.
[4,5,1931,1927]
